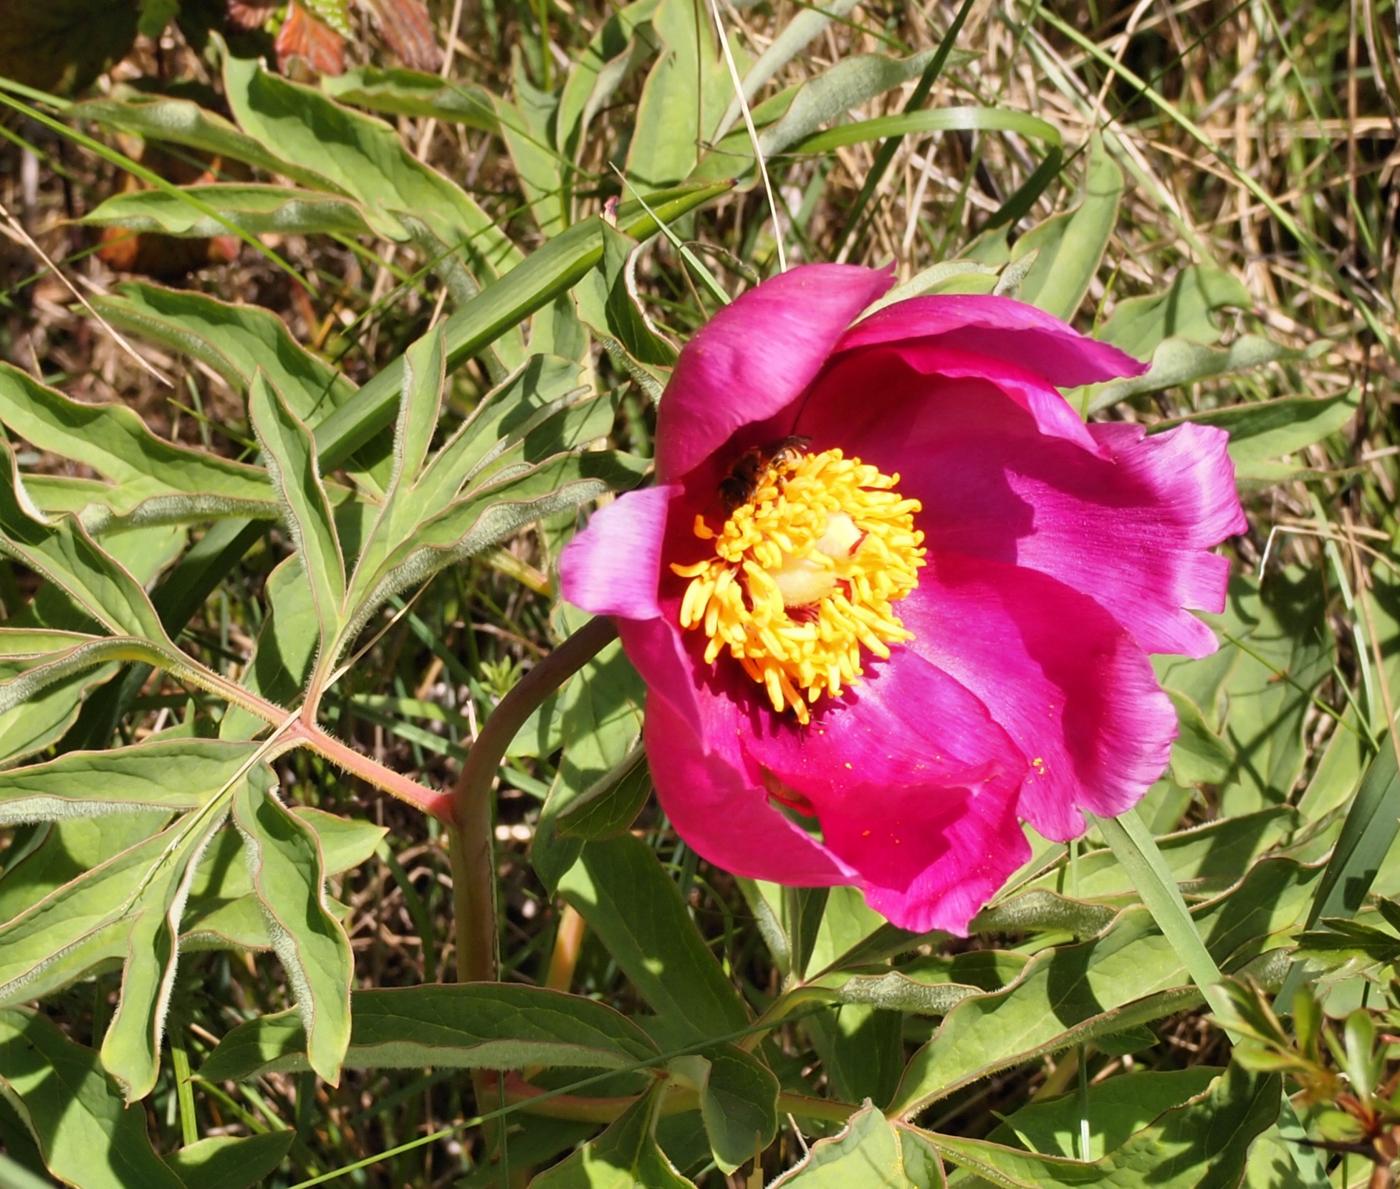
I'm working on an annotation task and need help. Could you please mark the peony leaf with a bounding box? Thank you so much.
[0,1011,183,1189]
[1096,264,1251,358]
[770,1103,906,1186]
[557,835,749,1044]
[199,984,659,1081]
[248,372,347,676]
[0,738,262,823]
[556,0,661,166]
[555,745,651,840]
[223,54,520,277]
[889,857,1320,1118]
[98,793,234,1100]
[232,779,353,1084]
[0,440,169,643]
[164,1133,294,1189]
[323,66,496,129]
[1010,136,1124,321]
[530,1085,694,1188]
[83,184,374,239]
[683,1044,778,1174]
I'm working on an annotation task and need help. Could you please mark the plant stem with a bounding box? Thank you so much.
[449,616,618,983]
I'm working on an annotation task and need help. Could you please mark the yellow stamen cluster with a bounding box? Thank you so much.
[671,447,926,723]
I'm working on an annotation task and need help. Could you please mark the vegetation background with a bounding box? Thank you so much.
[0,0,1396,1185]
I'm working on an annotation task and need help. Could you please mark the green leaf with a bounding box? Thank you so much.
[0,441,170,642]
[309,181,731,469]
[557,835,749,1044]
[556,0,661,165]
[0,1010,183,1189]
[889,859,1318,1118]
[231,779,353,1084]
[770,1103,905,1186]
[200,984,659,1081]
[1160,387,1360,482]
[1011,136,1123,320]
[1085,334,1300,413]
[223,54,520,275]
[556,747,652,840]
[165,1133,294,1189]
[248,373,347,676]
[99,795,233,1100]
[530,1085,694,1188]
[627,0,731,186]
[1097,265,1251,359]
[83,184,374,239]
[1166,689,1234,786]
[908,1065,1280,1187]
[788,105,1061,156]
[0,629,119,766]
[990,1067,1221,1159]
[322,67,497,130]
[92,282,357,427]
[0,738,261,823]
[675,1044,778,1174]
[0,363,274,529]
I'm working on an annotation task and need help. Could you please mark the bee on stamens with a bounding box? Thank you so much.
[719,436,811,512]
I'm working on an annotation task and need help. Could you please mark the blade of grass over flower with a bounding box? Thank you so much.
[833,0,976,258]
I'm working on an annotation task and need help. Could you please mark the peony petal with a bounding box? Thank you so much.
[900,553,1178,841]
[837,294,1147,388]
[559,484,680,620]
[805,359,1244,658]
[645,691,855,885]
[655,264,893,482]
[744,647,1030,934]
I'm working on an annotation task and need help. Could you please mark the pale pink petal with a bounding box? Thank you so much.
[837,294,1147,388]
[743,648,1030,934]
[900,553,1178,841]
[799,356,1244,658]
[559,484,680,620]
[655,264,893,483]
[645,690,854,885]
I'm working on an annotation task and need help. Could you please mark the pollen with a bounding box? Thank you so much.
[671,446,925,723]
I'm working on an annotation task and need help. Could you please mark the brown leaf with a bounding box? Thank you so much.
[360,0,441,71]
[225,0,280,31]
[275,1,347,76]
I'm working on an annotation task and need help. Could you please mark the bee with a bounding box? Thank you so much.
[719,436,811,512]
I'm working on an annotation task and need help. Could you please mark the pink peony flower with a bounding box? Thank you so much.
[560,264,1246,934]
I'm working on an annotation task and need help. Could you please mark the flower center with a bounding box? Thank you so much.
[670,446,926,723]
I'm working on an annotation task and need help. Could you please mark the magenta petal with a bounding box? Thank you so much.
[825,370,1244,659]
[645,692,855,885]
[744,649,1030,934]
[655,264,893,482]
[837,294,1147,388]
[901,554,1178,841]
[559,484,680,620]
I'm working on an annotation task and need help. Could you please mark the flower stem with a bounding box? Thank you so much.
[449,616,619,983]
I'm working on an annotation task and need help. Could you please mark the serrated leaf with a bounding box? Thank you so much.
[0,1010,183,1189]
[83,184,374,239]
[0,738,261,823]
[200,984,659,1081]
[249,373,347,675]
[557,835,749,1044]
[232,779,353,1084]
[165,1132,294,1189]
